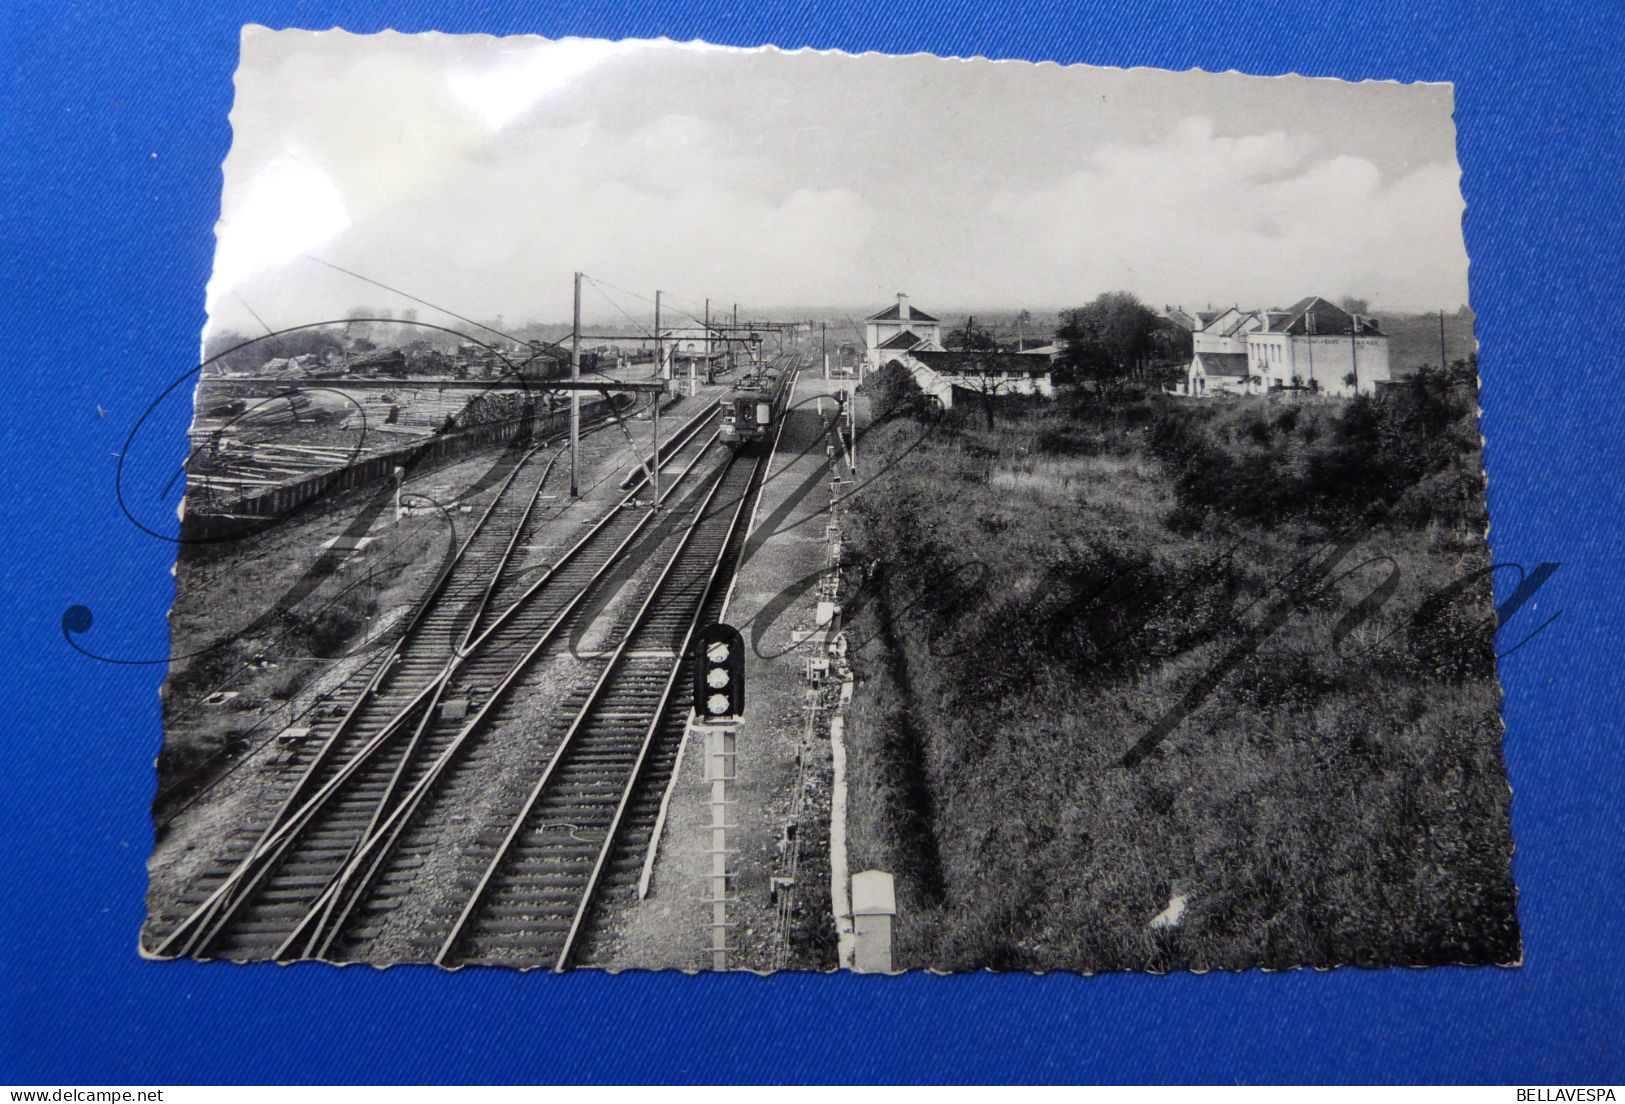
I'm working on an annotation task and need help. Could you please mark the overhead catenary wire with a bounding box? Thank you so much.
[303,254,541,353]
[162,267,701,821]
[589,276,715,336]
[581,275,658,343]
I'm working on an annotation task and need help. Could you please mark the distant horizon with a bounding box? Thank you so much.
[211,32,1471,337]
[208,295,1473,347]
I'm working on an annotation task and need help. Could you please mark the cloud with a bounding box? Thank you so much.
[206,152,350,305]
[210,37,1469,333]
[985,116,1468,311]
[445,38,640,132]
[220,98,878,327]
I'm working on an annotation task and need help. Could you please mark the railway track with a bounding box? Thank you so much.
[429,416,775,969]
[148,358,796,967]
[145,396,724,960]
[150,396,650,823]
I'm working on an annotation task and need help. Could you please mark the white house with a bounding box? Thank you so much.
[1246,297,1390,396]
[864,293,945,373]
[658,324,728,378]
[880,349,1054,409]
[1186,296,1390,397]
[1185,306,1266,396]
[1187,351,1258,396]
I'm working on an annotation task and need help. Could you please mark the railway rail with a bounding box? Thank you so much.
[148,358,798,966]
[429,364,796,968]
[145,394,726,959]
[431,414,773,968]
[151,394,651,821]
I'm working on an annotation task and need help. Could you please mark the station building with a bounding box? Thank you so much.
[863,293,945,373]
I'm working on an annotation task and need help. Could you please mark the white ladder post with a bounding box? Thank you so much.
[703,723,737,971]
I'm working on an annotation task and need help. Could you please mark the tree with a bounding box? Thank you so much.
[1055,291,1165,396]
[1150,316,1193,366]
[1339,296,1372,316]
[945,317,1016,429]
[945,319,998,351]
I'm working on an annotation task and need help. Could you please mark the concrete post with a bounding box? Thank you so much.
[851,869,896,973]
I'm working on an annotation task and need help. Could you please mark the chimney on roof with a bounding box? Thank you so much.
[897,292,910,322]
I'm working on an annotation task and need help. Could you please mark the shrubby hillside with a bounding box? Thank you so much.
[843,362,1517,971]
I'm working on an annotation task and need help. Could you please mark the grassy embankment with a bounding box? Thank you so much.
[842,365,1517,971]
[156,492,463,796]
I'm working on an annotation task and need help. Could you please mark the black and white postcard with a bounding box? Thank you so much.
[143,30,1517,973]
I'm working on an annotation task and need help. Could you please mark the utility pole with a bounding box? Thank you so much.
[1350,317,1359,395]
[1439,308,1448,371]
[821,320,828,379]
[571,270,582,497]
[704,297,712,385]
[1305,307,1315,392]
[652,290,663,509]
[847,385,857,472]
[652,378,662,509]
[732,302,738,373]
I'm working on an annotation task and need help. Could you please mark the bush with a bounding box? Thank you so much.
[265,664,312,701]
[839,385,1514,972]
[1033,425,1103,456]
[283,593,378,658]
[862,359,933,421]
[1147,367,1484,530]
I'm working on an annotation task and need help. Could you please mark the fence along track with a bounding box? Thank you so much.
[432,367,796,970]
[147,401,721,960]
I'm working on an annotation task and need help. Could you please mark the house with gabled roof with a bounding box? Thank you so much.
[1184,295,1391,397]
[864,293,944,372]
[1183,306,1265,395]
[1160,305,1201,332]
[1244,296,1390,396]
[908,349,1055,406]
[1188,351,1259,396]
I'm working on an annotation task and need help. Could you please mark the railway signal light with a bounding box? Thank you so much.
[692,622,745,721]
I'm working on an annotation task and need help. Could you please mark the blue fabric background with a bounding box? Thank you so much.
[2,0,1620,1085]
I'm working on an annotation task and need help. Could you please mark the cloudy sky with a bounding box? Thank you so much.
[208,29,1470,335]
